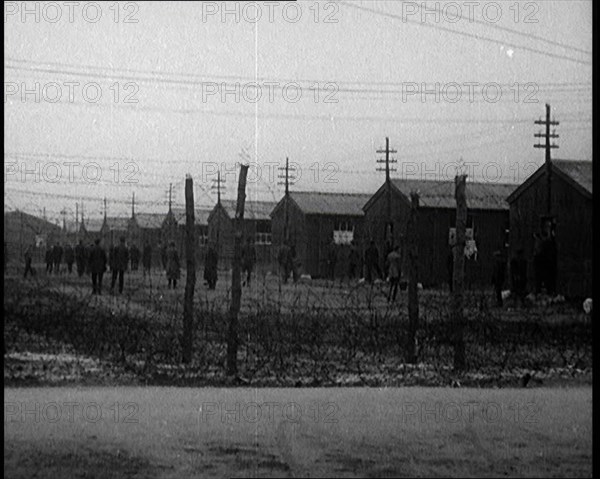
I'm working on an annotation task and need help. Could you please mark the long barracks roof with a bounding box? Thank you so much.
[103,216,130,231]
[364,178,516,211]
[170,207,213,225]
[134,213,165,229]
[507,159,593,203]
[217,200,277,221]
[287,191,372,216]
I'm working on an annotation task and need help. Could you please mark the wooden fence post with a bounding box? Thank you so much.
[226,164,249,377]
[453,174,467,371]
[182,175,196,364]
[406,191,419,363]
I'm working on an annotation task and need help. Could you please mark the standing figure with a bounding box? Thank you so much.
[277,242,291,284]
[364,240,382,284]
[204,242,218,290]
[325,238,337,281]
[387,245,402,303]
[52,243,63,275]
[88,239,107,295]
[510,248,527,305]
[165,241,180,288]
[289,242,299,283]
[45,247,53,274]
[75,240,86,277]
[23,245,35,278]
[241,237,257,287]
[160,242,168,272]
[348,241,359,280]
[142,241,152,277]
[491,250,506,307]
[64,244,75,274]
[110,237,129,295]
[129,243,141,271]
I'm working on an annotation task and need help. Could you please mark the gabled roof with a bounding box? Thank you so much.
[103,216,130,231]
[134,213,165,229]
[216,200,277,221]
[82,218,104,233]
[171,207,212,225]
[276,191,371,217]
[4,210,61,234]
[364,178,516,212]
[507,159,593,203]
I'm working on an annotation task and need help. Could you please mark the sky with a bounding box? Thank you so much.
[4,0,593,225]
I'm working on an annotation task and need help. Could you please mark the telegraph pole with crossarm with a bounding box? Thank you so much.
[376,137,397,245]
[534,103,559,215]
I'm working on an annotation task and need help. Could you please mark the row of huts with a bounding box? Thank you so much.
[5,158,592,298]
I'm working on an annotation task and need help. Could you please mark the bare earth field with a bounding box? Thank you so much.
[4,386,593,478]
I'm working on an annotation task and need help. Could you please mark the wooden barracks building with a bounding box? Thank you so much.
[507,159,592,299]
[363,178,516,288]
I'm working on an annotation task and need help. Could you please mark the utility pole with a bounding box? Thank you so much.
[534,103,559,215]
[406,191,420,364]
[227,164,249,378]
[75,202,79,234]
[452,175,467,371]
[376,137,397,246]
[168,183,173,213]
[182,175,196,364]
[131,192,136,218]
[278,157,296,243]
[211,171,226,247]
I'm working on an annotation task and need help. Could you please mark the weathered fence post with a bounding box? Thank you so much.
[182,174,196,364]
[406,191,419,363]
[453,174,467,371]
[226,164,249,377]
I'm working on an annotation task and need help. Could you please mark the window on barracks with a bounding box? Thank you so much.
[334,220,354,245]
[255,220,272,245]
[198,226,208,246]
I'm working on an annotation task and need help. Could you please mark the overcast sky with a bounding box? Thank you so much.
[4,0,592,224]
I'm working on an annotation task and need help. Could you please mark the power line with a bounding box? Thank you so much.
[339,1,592,66]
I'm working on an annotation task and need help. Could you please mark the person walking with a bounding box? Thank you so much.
[165,241,180,289]
[387,245,402,303]
[75,240,86,277]
[278,242,292,284]
[491,250,506,307]
[23,245,35,278]
[204,242,218,290]
[142,241,152,277]
[45,247,53,274]
[129,243,141,271]
[364,240,382,284]
[241,237,257,287]
[110,236,129,295]
[510,248,527,306]
[52,243,63,275]
[64,244,75,274]
[88,239,107,295]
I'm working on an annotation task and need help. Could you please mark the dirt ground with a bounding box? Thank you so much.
[4,386,592,478]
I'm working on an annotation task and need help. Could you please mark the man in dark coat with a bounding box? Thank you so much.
[510,248,527,305]
[75,240,86,277]
[241,237,257,287]
[348,241,360,280]
[23,245,35,278]
[278,242,291,284]
[159,242,168,271]
[204,242,218,290]
[110,236,129,294]
[129,243,141,271]
[364,240,382,284]
[45,247,53,274]
[88,238,107,295]
[326,238,337,281]
[165,241,180,289]
[52,243,63,275]
[64,244,75,274]
[142,241,152,277]
[491,250,506,307]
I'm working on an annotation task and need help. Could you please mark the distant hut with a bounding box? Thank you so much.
[507,159,592,299]
[207,200,277,271]
[363,178,516,288]
[270,191,371,279]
